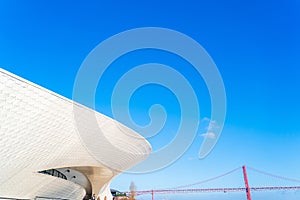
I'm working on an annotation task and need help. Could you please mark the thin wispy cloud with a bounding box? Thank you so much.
[200,132,216,139]
[199,117,220,139]
[187,156,196,161]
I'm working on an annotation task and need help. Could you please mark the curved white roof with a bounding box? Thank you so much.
[0,68,151,199]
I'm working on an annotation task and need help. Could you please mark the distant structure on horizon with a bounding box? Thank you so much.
[0,68,151,200]
[111,189,128,200]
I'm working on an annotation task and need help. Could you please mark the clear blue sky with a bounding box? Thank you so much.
[1,1,300,199]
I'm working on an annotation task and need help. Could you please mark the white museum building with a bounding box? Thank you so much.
[0,68,151,200]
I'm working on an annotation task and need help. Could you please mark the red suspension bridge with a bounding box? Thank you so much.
[130,166,300,200]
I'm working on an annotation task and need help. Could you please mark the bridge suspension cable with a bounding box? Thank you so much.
[168,166,241,189]
[247,166,300,184]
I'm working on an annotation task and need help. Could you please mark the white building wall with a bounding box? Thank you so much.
[0,68,151,200]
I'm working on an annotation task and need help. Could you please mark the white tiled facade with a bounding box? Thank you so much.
[0,69,151,200]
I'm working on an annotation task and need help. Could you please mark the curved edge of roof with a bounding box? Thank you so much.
[0,68,152,199]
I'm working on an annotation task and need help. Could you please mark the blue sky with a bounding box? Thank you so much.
[1,0,300,199]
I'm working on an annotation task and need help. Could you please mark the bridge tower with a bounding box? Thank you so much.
[242,165,252,200]
[152,189,154,200]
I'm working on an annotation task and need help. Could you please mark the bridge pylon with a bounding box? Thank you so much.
[242,165,252,200]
